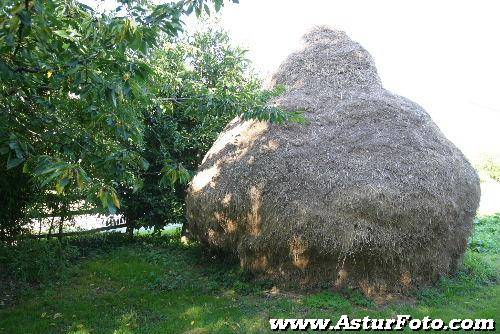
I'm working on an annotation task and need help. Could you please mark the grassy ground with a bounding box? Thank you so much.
[0,215,499,334]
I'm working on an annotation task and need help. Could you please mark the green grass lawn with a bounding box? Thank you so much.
[1,215,499,334]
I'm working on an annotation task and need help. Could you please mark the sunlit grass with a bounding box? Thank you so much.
[0,215,498,333]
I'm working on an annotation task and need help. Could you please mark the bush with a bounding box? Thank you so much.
[64,232,136,256]
[0,239,78,283]
[0,232,142,284]
[0,162,35,244]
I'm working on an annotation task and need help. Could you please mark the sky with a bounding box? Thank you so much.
[86,0,500,160]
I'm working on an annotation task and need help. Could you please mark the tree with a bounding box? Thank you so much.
[118,27,304,234]
[0,0,233,241]
[0,0,303,241]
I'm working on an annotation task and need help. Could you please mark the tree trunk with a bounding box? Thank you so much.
[181,222,188,237]
[58,202,67,241]
[58,218,64,241]
[126,220,134,238]
[47,216,55,240]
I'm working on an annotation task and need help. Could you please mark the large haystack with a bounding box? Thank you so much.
[185,26,480,294]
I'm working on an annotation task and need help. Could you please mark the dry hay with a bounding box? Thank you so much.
[185,26,481,294]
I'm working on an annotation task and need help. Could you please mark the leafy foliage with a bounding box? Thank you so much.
[0,238,79,283]
[0,0,242,239]
[1,0,182,204]
[118,27,298,230]
[0,158,33,242]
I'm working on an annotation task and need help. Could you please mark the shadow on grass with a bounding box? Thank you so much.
[1,214,499,333]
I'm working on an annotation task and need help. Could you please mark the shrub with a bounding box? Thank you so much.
[0,232,141,284]
[0,239,78,283]
[65,232,135,256]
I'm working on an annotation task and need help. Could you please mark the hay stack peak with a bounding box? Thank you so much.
[186,26,480,294]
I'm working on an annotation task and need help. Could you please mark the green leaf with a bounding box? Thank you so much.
[9,16,20,32]
[214,0,223,12]
[195,4,202,16]
[35,162,68,176]
[184,2,194,15]
[111,190,121,209]
[6,157,24,169]
[55,178,70,193]
[53,29,71,39]
[108,202,117,215]
[40,171,62,188]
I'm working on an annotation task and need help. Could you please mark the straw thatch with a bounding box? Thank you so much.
[185,26,481,294]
